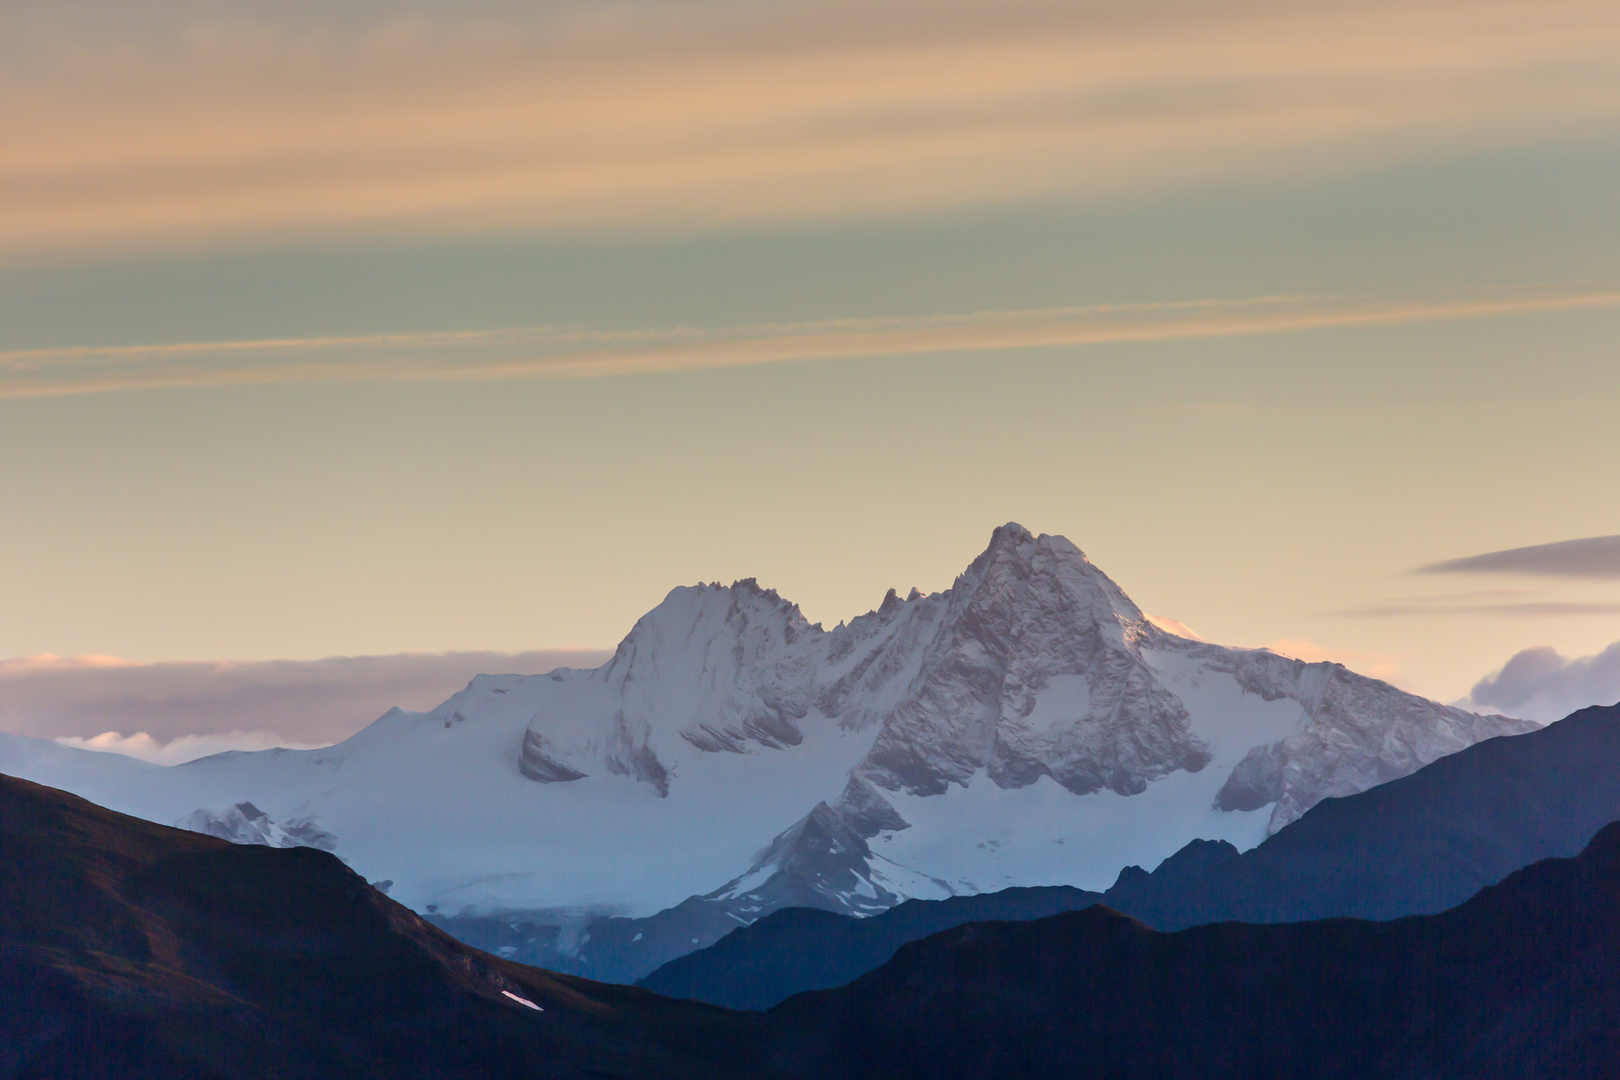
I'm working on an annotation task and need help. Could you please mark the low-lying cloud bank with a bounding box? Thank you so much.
[1460,640,1620,724]
[51,730,333,766]
[0,649,612,763]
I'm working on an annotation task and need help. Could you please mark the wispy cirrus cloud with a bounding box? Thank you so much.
[2,0,1618,257]
[3,285,1615,398]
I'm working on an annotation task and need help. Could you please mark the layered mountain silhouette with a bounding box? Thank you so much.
[642,702,1620,1009]
[639,884,1103,1011]
[5,770,1618,1079]
[767,820,1620,1080]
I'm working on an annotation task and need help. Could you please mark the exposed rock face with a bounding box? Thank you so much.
[494,522,1531,967]
[515,579,819,791]
[516,731,587,783]
[705,775,935,920]
[518,526,1213,806]
[176,801,337,851]
[1168,638,1539,830]
[856,527,1208,799]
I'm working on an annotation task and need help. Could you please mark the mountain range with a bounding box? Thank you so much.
[0,524,1534,981]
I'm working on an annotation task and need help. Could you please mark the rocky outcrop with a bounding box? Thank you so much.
[856,526,1208,798]
[519,525,1216,804]
[177,801,337,851]
[516,579,821,793]
[1161,636,1539,830]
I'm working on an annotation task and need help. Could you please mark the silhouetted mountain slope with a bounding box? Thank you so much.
[1111,700,1620,928]
[766,822,1620,1079]
[640,886,1101,1010]
[7,770,1619,1079]
[0,774,768,1080]
[643,703,1620,1009]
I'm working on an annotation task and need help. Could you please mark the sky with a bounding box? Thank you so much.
[2,0,1619,759]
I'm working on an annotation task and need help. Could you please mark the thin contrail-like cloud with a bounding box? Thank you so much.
[2,286,1616,399]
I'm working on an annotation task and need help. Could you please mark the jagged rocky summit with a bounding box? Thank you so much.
[0,524,1534,980]
[504,523,1528,918]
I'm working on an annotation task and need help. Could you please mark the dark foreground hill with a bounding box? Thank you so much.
[8,764,1620,1079]
[1108,700,1620,928]
[0,774,768,1080]
[767,821,1620,1079]
[639,885,1101,1010]
[644,702,1620,1009]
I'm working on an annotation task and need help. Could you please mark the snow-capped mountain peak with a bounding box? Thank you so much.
[2,523,1536,982]
[517,579,824,794]
[850,523,1201,800]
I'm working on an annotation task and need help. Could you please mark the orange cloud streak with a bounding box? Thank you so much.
[2,285,1616,398]
[1,0,1617,255]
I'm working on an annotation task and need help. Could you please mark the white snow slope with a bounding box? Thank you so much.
[0,524,1534,931]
